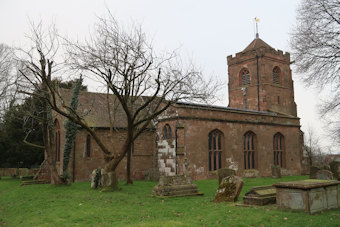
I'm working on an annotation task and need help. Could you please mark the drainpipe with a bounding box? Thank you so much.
[175,125,178,175]
[256,55,260,111]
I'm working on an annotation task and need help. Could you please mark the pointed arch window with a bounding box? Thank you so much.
[243,131,256,169]
[86,134,91,157]
[273,66,281,84]
[55,119,61,162]
[273,133,285,167]
[240,68,250,86]
[208,130,222,171]
[163,124,172,140]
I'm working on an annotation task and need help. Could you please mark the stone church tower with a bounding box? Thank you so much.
[227,37,297,116]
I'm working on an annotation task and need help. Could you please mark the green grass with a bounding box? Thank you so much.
[0,175,339,226]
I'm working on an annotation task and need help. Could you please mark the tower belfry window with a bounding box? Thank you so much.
[273,67,280,84]
[240,68,250,85]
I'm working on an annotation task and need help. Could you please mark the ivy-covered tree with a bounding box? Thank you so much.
[62,77,83,182]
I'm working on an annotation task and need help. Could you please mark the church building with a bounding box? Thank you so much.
[47,37,304,182]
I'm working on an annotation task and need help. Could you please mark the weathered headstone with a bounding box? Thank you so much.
[101,169,118,189]
[243,185,276,205]
[90,168,118,190]
[315,169,333,180]
[217,168,236,185]
[152,175,203,197]
[271,166,281,178]
[330,161,340,180]
[90,168,102,189]
[244,169,259,178]
[309,166,320,179]
[213,175,243,203]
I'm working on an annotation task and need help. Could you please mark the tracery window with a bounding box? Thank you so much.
[163,124,172,140]
[208,130,222,171]
[55,119,61,162]
[273,133,285,167]
[273,66,281,84]
[86,134,91,157]
[240,68,250,85]
[243,131,256,169]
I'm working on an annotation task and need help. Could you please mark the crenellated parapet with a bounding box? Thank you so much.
[227,48,290,66]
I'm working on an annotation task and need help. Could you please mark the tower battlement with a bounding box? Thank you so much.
[227,38,297,117]
[227,48,290,65]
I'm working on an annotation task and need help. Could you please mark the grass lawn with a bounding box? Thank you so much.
[0,175,339,226]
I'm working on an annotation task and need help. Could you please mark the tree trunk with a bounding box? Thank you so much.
[104,131,133,186]
[43,129,63,185]
[126,148,133,184]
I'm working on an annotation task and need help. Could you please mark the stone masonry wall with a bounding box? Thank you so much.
[157,104,303,180]
[54,118,156,182]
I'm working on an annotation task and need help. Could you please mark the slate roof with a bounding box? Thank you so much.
[59,89,128,128]
[242,38,274,52]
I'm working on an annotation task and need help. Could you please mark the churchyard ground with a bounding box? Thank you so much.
[0,175,339,226]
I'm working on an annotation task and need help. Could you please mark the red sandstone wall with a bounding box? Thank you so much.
[54,120,156,182]
[157,105,302,180]
[227,48,297,116]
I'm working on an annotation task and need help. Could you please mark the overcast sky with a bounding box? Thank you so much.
[1,0,334,152]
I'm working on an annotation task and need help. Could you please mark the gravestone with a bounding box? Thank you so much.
[244,169,259,178]
[217,168,236,185]
[271,166,281,178]
[152,175,203,197]
[90,168,102,189]
[90,168,118,190]
[213,175,243,203]
[243,185,276,205]
[309,166,320,179]
[330,161,340,180]
[315,169,333,180]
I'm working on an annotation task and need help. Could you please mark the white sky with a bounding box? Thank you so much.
[0,0,335,152]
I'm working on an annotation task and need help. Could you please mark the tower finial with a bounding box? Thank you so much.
[254,17,260,38]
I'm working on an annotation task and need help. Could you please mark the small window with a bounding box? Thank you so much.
[277,96,280,104]
[273,133,285,168]
[273,67,280,84]
[86,135,91,157]
[208,130,223,171]
[240,68,250,86]
[244,131,256,169]
[163,124,172,140]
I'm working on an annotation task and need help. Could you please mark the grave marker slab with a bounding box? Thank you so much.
[213,175,243,203]
[152,175,203,197]
[243,185,276,205]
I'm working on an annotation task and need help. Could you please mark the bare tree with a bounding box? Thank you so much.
[17,22,64,184]
[0,44,17,118]
[19,15,219,188]
[65,14,220,184]
[304,126,324,168]
[290,0,340,145]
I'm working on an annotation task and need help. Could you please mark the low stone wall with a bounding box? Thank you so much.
[0,168,39,177]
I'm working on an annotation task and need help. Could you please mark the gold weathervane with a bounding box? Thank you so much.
[254,17,260,38]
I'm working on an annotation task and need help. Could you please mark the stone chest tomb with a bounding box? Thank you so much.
[152,175,203,197]
[243,185,276,206]
[274,179,340,214]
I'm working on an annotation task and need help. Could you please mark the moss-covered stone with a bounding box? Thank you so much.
[213,175,243,203]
